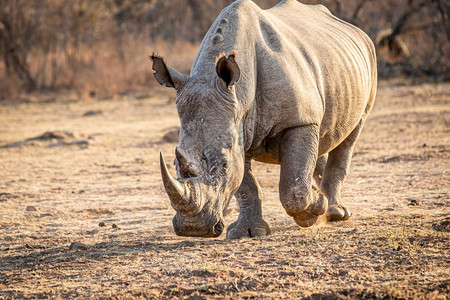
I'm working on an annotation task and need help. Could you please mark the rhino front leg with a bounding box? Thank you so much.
[279,125,328,227]
[321,120,364,221]
[226,160,270,239]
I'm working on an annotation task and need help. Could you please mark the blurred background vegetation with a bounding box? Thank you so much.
[0,0,448,100]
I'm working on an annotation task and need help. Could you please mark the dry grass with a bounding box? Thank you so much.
[26,38,199,100]
[0,82,449,299]
[1,0,448,104]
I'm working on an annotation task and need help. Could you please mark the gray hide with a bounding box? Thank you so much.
[152,0,377,239]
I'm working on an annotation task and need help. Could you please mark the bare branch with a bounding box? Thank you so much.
[433,0,450,40]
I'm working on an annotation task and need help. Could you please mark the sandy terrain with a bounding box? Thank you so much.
[0,82,449,299]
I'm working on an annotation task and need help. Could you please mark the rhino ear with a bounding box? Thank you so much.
[215,51,240,88]
[150,54,187,90]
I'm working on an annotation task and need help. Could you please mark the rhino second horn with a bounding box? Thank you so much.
[159,152,204,216]
[175,147,189,175]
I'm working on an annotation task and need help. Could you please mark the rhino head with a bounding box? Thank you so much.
[151,52,244,237]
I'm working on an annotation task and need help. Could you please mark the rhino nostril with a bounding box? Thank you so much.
[176,159,199,178]
[213,220,224,237]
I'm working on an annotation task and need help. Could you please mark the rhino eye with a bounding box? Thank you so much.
[222,162,228,170]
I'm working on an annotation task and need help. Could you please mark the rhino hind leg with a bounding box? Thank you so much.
[313,154,328,187]
[320,119,365,221]
[279,125,328,228]
[226,161,270,239]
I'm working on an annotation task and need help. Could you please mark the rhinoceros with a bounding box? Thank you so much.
[151,0,377,239]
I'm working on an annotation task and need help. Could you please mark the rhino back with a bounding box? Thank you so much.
[192,0,377,157]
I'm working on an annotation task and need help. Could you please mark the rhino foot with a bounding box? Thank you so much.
[226,219,270,240]
[327,204,351,221]
[287,187,328,228]
[293,211,321,227]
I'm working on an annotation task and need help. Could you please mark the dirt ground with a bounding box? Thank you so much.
[0,82,449,299]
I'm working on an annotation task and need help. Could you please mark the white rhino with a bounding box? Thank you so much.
[151,0,377,239]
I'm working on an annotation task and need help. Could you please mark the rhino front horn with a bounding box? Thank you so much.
[159,152,204,216]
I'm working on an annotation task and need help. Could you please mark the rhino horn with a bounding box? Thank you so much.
[175,146,199,177]
[160,152,204,216]
[175,146,188,172]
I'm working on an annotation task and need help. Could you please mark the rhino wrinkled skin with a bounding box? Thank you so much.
[151,0,377,239]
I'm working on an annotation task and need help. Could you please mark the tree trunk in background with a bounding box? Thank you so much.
[0,16,36,92]
[433,0,450,40]
[0,0,448,96]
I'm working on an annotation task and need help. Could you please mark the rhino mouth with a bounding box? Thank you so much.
[172,214,225,237]
[160,148,234,237]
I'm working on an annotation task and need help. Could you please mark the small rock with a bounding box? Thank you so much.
[432,218,450,232]
[382,156,400,163]
[408,199,420,206]
[59,140,89,147]
[112,223,120,230]
[28,131,74,141]
[99,222,106,227]
[134,158,145,164]
[26,205,37,211]
[69,241,88,251]
[346,228,358,234]
[162,128,180,143]
[0,192,11,202]
[0,141,27,148]
[83,110,103,117]
[39,213,53,218]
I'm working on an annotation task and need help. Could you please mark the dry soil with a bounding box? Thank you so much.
[0,82,449,299]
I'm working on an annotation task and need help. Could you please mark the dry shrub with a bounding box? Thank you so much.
[0,70,21,100]
[0,0,203,100]
[0,39,199,100]
[24,38,199,100]
[0,0,448,100]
